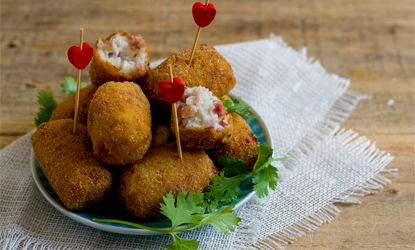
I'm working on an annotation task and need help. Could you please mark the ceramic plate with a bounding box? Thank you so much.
[30,92,273,235]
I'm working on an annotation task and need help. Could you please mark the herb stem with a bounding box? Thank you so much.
[254,157,290,173]
[92,219,170,233]
[92,218,199,234]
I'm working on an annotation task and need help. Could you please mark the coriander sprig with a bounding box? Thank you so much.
[205,145,290,203]
[35,76,88,126]
[220,97,257,119]
[93,189,241,250]
[61,76,87,96]
[35,90,58,126]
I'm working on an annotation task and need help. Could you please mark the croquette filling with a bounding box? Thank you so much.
[98,33,148,75]
[176,87,229,130]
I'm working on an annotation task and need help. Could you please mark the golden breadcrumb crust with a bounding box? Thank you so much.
[143,44,236,122]
[50,84,97,125]
[209,112,259,172]
[118,142,218,218]
[87,81,152,166]
[30,119,113,210]
[89,32,149,88]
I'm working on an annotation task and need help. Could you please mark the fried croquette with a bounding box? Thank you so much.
[87,81,152,166]
[149,123,172,149]
[31,119,113,210]
[49,84,97,125]
[118,142,218,218]
[89,32,149,88]
[143,44,236,122]
[171,87,233,149]
[209,112,260,172]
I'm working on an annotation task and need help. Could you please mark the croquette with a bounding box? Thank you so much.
[87,81,152,166]
[118,142,218,218]
[31,119,113,210]
[209,112,260,172]
[149,123,172,149]
[171,87,233,149]
[50,84,97,125]
[89,32,149,88]
[143,44,236,122]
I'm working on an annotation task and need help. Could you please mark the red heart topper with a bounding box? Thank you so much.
[158,78,185,104]
[192,2,216,28]
[67,43,94,70]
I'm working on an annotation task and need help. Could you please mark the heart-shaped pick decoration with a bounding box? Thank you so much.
[158,78,185,104]
[67,43,94,70]
[192,2,216,28]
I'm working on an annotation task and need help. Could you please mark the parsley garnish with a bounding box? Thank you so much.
[220,97,257,119]
[34,76,87,126]
[205,145,290,203]
[61,76,87,96]
[93,189,241,250]
[34,90,58,126]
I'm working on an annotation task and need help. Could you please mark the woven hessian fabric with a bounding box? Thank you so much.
[0,35,394,250]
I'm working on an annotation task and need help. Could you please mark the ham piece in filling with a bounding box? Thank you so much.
[97,33,148,75]
[176,87,230,130]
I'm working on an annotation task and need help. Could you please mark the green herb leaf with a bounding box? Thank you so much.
[205,199,219,213]
[218,155,249,175]
[35,90,58,126]
[166,233,199,250]
[220,97,257,119]
[205,172,246,204]
[198,204,241,235]
[209,145,290,204]
[253,164,279,198]
[253,145,274,172]
[61,76,87,96]
[160,190,205,229]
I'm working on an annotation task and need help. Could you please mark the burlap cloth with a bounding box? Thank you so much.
[0,35,395,249]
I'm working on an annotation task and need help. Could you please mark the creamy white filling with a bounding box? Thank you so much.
[177,87,229,131]
[97,33,147,75]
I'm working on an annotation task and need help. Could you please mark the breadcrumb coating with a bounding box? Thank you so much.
[118,142,218,218]
[209,112,260,172]
[143,44,236,122]
[50,84,97,125]
[87,81,152,166]
[31,119,113,210]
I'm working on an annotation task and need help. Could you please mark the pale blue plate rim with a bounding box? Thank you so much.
[30,92,273,235]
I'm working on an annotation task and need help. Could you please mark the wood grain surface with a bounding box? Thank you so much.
[1,0,414,249]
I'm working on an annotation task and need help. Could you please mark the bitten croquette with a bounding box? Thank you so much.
[171,87,233,149]
[31,119,113,210]
[89,32,150,88]
[87,81,152,166]
[118,142,218,218]
[143,44,236,123]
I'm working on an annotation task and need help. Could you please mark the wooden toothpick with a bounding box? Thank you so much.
[188,27,201,67]
[168,64,183,160]
[188,0,210,66]
[73,28,83,134]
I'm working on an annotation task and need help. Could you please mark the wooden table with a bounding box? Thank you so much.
[1,0,413,249]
